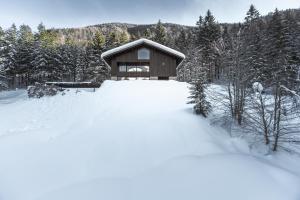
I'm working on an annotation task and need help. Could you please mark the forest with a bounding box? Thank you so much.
[184,6,300,152]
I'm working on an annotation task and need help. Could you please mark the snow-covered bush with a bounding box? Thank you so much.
[252,82,264,94]
[27,82,63,98]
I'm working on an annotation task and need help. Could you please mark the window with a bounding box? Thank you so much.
[138,48,150,60]
[118,63,150,73]
[119,64,127,72]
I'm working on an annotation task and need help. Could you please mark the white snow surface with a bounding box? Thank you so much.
[101,38,186,59]
[0,80,300,200]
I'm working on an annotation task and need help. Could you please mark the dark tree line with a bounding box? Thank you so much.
[0,23,111,88]
[0,21,168,89]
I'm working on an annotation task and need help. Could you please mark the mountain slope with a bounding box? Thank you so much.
[54,22,196,45]
[0,81,299,200]
[53,8,300,46]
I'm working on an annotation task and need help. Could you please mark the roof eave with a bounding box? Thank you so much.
[101,38,185,60]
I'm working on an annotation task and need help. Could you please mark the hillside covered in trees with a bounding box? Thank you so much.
[0,7,299,90]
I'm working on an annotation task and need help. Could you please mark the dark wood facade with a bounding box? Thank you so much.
[102,42,184,79]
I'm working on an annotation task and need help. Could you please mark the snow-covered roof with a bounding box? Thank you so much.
[101,38,185,59]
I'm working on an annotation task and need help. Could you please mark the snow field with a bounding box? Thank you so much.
[0,80,299,200]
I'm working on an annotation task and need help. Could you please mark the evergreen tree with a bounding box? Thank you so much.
[15,24,34,86]
[31,24,60,82]
[119,31,129,44]
[85,32,110,82]
[31,41,50,81]
[63,40,81,82]
[175,29,188,54]
[282,10,300,86]
[198,10,221,46]
[0,26,8,89]
[188,75,211,117]
[93,31,106,50]
[153,20,167,45]
[37,22,46,33]
[245,4,260,23]
[196,16,204,27]
[197,10,221,81]
[106,32,119,49]
[265,8,295,87]
[143,28,151,39]
[2,24,17,80]
[0,26,5,71]
[241,5,265,83]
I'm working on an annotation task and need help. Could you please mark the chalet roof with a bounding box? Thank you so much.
[101,38,185,59]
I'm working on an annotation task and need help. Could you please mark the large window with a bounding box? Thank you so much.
[118,63,150,73]
[138,48,150,60]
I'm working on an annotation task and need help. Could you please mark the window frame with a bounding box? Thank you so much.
[118,62,150,73]
[138,48,150,60]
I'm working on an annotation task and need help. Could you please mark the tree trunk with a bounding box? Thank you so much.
[273,85,282,151]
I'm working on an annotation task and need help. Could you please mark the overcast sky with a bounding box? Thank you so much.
[0,0,299,30]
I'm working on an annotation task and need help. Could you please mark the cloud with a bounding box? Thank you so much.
[0,0,299,30]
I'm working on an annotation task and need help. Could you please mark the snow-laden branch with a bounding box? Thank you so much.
[280,85,300,100]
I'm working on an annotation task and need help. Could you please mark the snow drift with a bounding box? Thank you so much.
[0,80,299,200]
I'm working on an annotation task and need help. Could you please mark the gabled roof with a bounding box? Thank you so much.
[101,38,185,59]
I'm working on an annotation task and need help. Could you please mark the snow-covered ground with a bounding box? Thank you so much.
[0,80,300,200]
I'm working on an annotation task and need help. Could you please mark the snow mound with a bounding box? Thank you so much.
[0,80,299,200]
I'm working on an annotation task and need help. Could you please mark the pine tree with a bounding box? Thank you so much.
[31,41,50,82]
[0,26,8,90]
[15,24,34,86]
[245,4,260,23]
[196,16,204,27]
[188,75,211,117]
[0,26,5,71]
[153,20,167,45]
[198,10,221,46]
[241,5,265,83]
[119,31,129,44]
[175,29,188,54]
[93,31,106,50]
[197,10,221,81]
[2,24,17,80]
[65,43,80,82]
[106,32,118,49]
[84,32,110,83]
[31,24,60,82]
[265,8,294,87]
[37,22,46,33]
[282,10,300,89]
[75,47,87,81]
[143,28,151,39]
